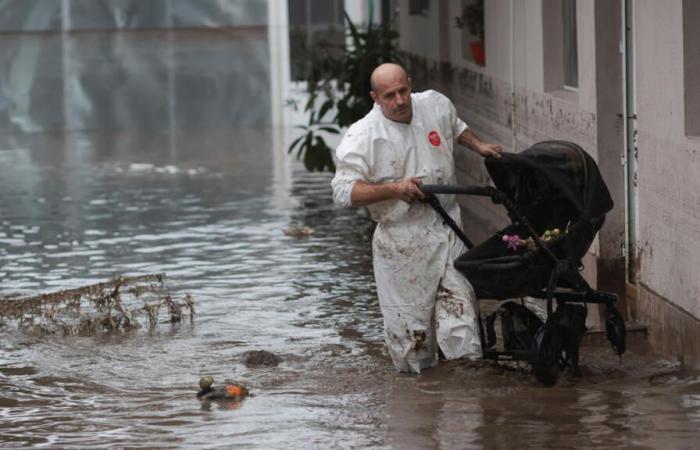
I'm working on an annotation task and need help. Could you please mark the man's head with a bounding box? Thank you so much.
[370,63,412,123]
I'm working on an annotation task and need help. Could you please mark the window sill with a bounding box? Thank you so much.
[547,88,579,106]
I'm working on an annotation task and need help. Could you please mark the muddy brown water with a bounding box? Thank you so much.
[1,127,699,449]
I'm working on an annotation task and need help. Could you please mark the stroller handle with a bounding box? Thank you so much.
[420,184,496,197]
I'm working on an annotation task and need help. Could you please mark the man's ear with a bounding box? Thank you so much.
[369,90,377,102]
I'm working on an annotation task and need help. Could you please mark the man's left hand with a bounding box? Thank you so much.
[476,143,503,159]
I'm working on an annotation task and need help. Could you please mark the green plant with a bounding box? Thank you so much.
[455,0,484,42]
[288,12,401,172]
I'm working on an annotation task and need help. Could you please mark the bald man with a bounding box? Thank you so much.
[331,63,502,373]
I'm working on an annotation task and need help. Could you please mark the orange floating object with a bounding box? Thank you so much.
[226,385,243,397]
[197,376,250,401]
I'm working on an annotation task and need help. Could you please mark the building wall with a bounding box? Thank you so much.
[396,0,700,364]
[634,0,700,321]
[398,0,603,271]
[399,1,440,59]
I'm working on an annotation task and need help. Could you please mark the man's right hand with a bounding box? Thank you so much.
[393,177,425,204]
[350,177,425,207]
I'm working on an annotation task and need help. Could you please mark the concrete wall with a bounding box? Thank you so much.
[634,0,700,323]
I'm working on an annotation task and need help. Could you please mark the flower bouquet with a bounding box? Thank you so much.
[501,228,563,252]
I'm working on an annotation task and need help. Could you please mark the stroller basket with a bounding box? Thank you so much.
[456,218,600,300]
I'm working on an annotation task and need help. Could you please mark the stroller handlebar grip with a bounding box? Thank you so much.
[420,184,495,197]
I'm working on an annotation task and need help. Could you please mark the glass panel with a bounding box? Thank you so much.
[0,0,61,32]
[562,0,578,88]
[683,0,700,135]
[288,0,344,81]
[409,0,429,16]
[459,0,485,65]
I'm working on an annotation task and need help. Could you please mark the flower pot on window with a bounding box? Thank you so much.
[456,0,485,66]
[470,41,485,65]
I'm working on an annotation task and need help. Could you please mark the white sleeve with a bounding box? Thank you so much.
[331,128,370,208]
[453,106,469,139]
[429,90,469,140]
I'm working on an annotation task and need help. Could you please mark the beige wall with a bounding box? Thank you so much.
[398,1,440,59]
[634,0,700,320]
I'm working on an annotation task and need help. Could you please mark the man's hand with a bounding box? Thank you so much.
[350,177,425,206]
[475,142,503,159]
[457,129,503,159]
[393,177,425,204]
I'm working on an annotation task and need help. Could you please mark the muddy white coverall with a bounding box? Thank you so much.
[331,90,482,373]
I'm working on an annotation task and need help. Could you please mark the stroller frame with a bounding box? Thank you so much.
[420,144,626,386]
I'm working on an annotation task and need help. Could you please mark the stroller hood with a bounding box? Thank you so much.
[485,141,613,230]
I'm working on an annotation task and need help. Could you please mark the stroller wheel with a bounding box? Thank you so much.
[530,324,566,387]
[605,306,626,356]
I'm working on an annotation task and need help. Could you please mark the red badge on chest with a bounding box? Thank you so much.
[428,131,441,147]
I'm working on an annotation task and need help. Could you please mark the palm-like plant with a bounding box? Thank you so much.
[455,0,484,42]
[288,13,401,172]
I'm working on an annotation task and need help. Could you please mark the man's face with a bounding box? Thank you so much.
[370,75,412,124]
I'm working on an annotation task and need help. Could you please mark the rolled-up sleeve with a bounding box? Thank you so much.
[451,103,469,139]
[331,128,370,208]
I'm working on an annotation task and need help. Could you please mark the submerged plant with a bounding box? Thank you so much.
[0,274,194,336]
[288,12,401,172]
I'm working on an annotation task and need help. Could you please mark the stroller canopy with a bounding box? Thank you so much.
[485,141,613,232]
[455,141,614,300]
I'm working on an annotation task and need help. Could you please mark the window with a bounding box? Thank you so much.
[409,0,429,16]
[562,0,578,89]
[288,0,345,81]
[542,0,579,93]
[684,0,700,136]
[458,0,485,65]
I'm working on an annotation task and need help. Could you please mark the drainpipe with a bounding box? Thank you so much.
[621,0,639,283]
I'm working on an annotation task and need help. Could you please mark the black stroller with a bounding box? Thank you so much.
[420,140,626,386]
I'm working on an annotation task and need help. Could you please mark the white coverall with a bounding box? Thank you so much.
[331,90,482,373]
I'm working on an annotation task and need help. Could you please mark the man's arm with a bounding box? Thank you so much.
[457,129,502,158]
[350,177,425,207]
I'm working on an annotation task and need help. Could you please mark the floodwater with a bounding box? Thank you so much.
[2,130,700,450]
[1,31,700,450]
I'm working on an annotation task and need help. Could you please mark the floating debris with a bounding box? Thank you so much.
[242,350,280,368]
[283,226,314,237]
[197,375,249,401]
[0,273,194,336]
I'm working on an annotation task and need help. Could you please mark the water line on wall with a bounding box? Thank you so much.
[510,0,516,152]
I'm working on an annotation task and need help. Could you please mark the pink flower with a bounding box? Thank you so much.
[503,234,521,251]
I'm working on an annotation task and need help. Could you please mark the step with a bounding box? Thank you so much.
[580,323,648,347]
